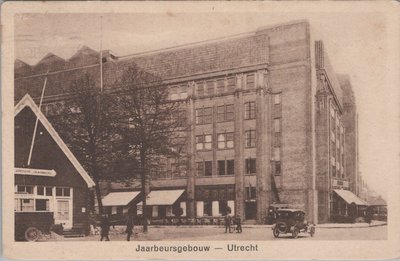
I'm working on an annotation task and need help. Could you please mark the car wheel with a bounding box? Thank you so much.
[273,227,280,238]
[25,227,40,242]
[310,226,315,237]
[292,228,299,239]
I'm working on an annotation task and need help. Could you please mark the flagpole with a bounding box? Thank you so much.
[27,70,49,166]
[100,15,103,92]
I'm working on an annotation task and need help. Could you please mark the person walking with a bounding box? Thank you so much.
[126,211,134,241]
[224,208,232,233]
[235,215,242,233]
[100,214,111,241]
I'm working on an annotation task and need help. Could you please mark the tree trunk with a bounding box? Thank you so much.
[140,149,148,232]
[94,179,104,215]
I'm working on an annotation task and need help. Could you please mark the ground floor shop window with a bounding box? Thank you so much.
[203,201,212,216]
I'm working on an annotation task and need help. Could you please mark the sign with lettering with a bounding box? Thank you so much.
[15,168,56,177]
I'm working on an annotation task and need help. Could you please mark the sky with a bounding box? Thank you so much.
[14,11,397,200]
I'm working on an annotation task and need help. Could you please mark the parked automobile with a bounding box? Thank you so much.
[15,212,54,241]
[272,209,315,238]
[266,203,290,224]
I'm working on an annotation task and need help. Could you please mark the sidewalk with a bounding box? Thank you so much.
[140,220,387,230]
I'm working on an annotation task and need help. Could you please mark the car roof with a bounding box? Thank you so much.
[277,209,305,213]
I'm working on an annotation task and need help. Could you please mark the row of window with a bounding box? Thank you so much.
[195,95,281,125]
[196,130,256,150]
[196,158,257,176]
[15,185,71,197]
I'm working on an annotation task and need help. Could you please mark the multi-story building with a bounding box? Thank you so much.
[14,20,360,223]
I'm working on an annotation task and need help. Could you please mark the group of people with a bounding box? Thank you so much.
[98,212,135,241]
[97,210,243,240]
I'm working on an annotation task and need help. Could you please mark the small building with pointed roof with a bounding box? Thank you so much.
[14,94,95,233]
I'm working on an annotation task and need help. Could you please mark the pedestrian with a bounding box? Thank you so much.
[224,209,232,233]
[126,211,134,241]
[235,215,242,233]
[100,214,111,241]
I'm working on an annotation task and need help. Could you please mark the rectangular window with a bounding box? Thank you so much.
[246,187,257,200]
[217,133,234,149]
[216,104,234,122]
[206,81,215,96]
[216,106,225,122]
[217,78,225,94]
[196,162,204,176]
[37,186,44,196]
[246,74,255,89]
[227,160,234,175]
[196,135,204,150]
[16,185,33,194]
[244,102,256,120]
[37,186,52,196]
[226,105,234,121]
[204,161,212,176]
[56,187,71,197]
[196,107,212,125]
[245,130,256,148]
[197,82,204,97]
[245,158,257,174]
[218,160,226,176]
[203,108,212,124]
[227,76,236,92]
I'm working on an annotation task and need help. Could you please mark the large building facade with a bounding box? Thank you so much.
[15,20,359,223]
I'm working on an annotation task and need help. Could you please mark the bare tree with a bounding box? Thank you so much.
[51,73,119,214]
[118,64,186,232]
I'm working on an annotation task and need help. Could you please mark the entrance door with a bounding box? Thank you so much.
[55,200,72,228]
[245,201,257,220]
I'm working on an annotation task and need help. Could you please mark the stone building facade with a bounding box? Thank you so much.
[14,20,359,224]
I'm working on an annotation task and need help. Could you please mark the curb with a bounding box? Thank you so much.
[145,222,387,229]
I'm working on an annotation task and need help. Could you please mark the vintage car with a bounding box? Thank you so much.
[15,212,55,241]
[272,209,315,238]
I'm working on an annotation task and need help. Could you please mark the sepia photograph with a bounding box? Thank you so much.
[2,1,400,260]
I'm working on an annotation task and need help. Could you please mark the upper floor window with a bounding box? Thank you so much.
[218,159,235,176]
[217,78,225,94]
[16,185,33,194]
[37,186,53,196]
[206,81,215,96]
[56,187,71,197]
[196,82,205,97]
[245,130,256,148]
[245,158,256,174]
[217,132,234,149]
[227,76,236,92]
[246,73,255,89]
[244,102,256,120]
[197,161,212,176]
[196,134,212,150]
[196,107,212,125]
[216,104,234,122]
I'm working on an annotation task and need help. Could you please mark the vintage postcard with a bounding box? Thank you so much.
[1,1,400,260]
